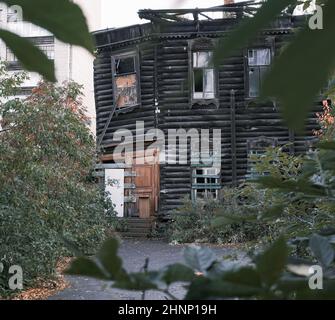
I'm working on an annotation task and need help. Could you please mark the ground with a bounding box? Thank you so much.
[49,239,244,300]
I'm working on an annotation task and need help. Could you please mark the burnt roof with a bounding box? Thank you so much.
[93,1,308,49]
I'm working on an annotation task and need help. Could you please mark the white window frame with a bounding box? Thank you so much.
[192,51,216,100]
[247,48,271,98]
[192,167,221,201]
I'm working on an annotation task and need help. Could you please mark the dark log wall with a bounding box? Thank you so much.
[95,44,156,146]
[94,18,321,218]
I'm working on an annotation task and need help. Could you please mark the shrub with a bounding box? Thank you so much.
[168,193,271,245]
[169,146,314,245]
[0,79,109,297]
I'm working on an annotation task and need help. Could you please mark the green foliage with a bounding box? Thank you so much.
[168,196,266,244]
[168,146,310,245]
[66,235,335,300]
[0,30,55,82]
[256,143,335,236]
[0,68,108,297]
[214,0,333,130]
[0,0,93,81]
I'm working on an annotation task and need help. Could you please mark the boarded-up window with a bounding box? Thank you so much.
[192,51,215,100]
[112,53,138,108]
[248,48,271,98]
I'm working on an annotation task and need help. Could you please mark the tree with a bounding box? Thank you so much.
[0,66,108,296]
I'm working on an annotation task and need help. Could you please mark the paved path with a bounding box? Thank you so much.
[49,240,243,300]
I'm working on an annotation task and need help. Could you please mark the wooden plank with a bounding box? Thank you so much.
[95,163,131,169]
[124,172,137,177]
[124,196,136,203]
[124,183,136,189]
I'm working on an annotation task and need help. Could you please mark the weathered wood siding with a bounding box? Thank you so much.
[93,16,321,218]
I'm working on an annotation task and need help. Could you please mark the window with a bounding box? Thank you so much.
[246,137,277,179]
[192,51,215,100]
[112,53,138,109]
[192,167,221,201]
[247,48,271,98]
[6,37,54,68]
[6,47,17,62]
[36,43,55,60]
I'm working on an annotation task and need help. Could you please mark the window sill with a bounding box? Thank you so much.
[115,104,140,115]
[6,62,22,71]
[191,98,219,108]
[245,97,276,108]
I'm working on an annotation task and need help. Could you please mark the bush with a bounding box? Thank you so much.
[0,79,109,297]
[169,146,314,245]
[168,190,274,245]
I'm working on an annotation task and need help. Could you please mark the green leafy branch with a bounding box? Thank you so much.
[214,0,332,130]
[65,236,335,300]
[0,0,93,82]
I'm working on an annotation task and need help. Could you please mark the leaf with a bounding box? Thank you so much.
[257,176,327,197]
[309,234,335,268]
[161,264,195,285]
[256,237,289,287]
[261,204,285,220]
[0,29,55,82]
[318,141,335,151]
[65,257,109,280]
[183,246,217,273]
[277,274,310,293]
[295,279,335,299]
[222,266,262,288]
[213,0,295,65]
[262,0,335,130]
[185,275,262,300]
[113,272,159,291]
[96,238,124,280]
[3,0,93,53]
[65,238,125,281]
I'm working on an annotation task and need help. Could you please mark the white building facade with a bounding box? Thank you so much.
[0,0,102,134]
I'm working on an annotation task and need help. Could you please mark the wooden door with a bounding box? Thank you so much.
[133,162,160,219]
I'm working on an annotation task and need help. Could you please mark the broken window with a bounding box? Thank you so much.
[112,53,138,109]
[192,51,215,100]
[248,48,271,98]
[192,167,221,201]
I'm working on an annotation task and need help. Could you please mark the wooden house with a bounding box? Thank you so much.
[93,2,321,226]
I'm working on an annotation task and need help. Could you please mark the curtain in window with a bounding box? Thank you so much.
[193,52,213,68]
[248,49,271,66]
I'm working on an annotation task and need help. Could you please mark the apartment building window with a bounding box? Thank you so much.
[247,48,271,98]
[6,47,17,62]
[192,51,215,100]
[6,37,54,69]
[112,52,139,109]
[192,167,221,201]
[36,43,55,60]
